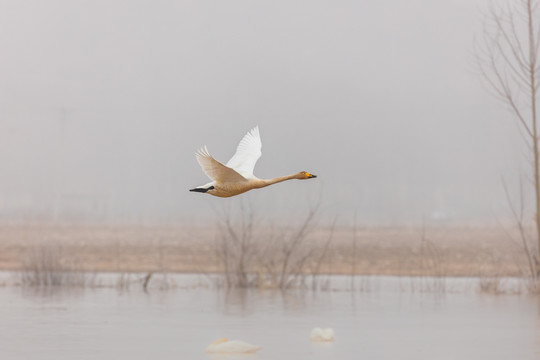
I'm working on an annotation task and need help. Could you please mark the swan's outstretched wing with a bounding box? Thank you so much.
[226,126,262,179]
[196,146,246,183]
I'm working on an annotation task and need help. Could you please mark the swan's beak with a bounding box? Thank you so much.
[307,173,317,178]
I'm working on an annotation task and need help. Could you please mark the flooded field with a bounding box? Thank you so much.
[0,274,538,360]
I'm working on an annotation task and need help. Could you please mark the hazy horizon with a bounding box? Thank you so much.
[0,0,530,226]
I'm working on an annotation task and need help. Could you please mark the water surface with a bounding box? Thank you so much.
[0,275,538,360]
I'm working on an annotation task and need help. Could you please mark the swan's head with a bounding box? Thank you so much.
[299,171,317,179]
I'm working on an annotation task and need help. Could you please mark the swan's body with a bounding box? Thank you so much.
[205,338,262,354]
[310,327,335,342]
[190,126,316,197]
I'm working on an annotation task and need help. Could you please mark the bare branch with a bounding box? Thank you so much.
[478,0,539,141]
[493,14,530,85]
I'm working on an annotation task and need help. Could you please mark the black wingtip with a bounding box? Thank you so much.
[189,188,205,193]
[189,186,214,193]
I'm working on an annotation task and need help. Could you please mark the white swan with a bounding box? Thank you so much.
[205,338,262,353]
[310,327,335,342]
[190,126,316,197]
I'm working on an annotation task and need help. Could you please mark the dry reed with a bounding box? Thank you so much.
[20,245,94,287]
[213,202,334,290]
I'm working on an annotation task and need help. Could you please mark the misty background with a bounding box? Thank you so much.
[0,0,527,226]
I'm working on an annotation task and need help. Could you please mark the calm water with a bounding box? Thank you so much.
[0,275,538,360]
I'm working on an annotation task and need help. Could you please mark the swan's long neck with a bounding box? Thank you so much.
[258,174,298,187]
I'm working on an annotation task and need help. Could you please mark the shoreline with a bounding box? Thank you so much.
[0,223,531,277]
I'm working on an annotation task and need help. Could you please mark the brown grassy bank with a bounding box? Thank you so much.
[0,223,531,277]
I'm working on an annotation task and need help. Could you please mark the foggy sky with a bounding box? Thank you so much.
[0,0,528,225]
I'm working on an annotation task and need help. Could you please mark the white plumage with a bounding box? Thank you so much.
[310,327,335,342]
[225,126,262,179]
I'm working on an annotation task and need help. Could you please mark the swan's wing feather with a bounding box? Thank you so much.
[226,126,262,179]
[196,146,247,183]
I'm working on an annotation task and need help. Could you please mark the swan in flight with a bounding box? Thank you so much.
[190,126,316,197]
[310,327,335,342]
[205,338,262,353]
